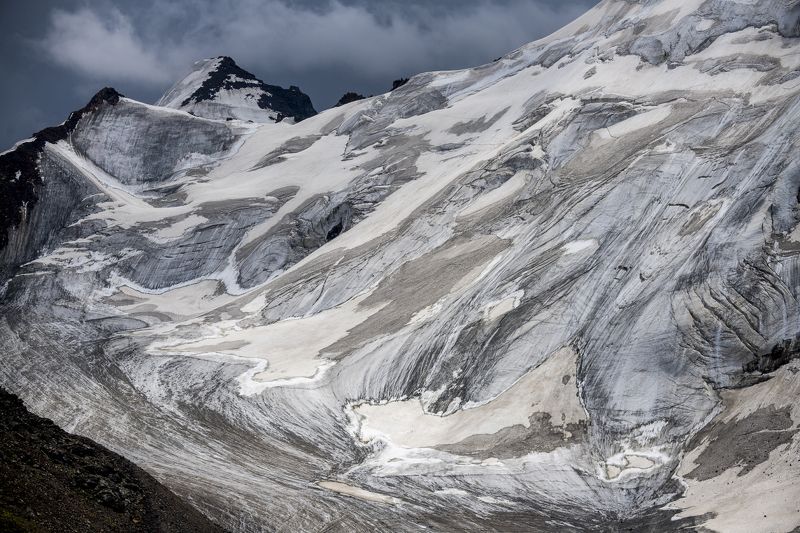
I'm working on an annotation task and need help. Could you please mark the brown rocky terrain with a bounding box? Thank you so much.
[0,388,225,533]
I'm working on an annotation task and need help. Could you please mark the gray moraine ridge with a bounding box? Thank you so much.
[1,0,800,531]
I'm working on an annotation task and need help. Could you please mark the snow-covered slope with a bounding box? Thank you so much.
[157,56,316,123]
[2,0,800,531]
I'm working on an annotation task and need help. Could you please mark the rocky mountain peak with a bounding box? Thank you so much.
[157,56,316,123]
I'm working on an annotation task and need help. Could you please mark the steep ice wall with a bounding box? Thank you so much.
[1,0,800,531]
[71,98,238,187]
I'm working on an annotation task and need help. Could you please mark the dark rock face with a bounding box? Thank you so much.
[391,78,410,91]
[334,80,410,107]
[0,88,121,250]
[182,57,316,122]
[0,388,226,533]
[334,92,366,107]
[745,337,800,374]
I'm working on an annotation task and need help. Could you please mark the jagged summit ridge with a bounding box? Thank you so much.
[157,56,316,123]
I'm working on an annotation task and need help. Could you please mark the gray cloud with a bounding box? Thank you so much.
[40,7,175,85]
[40,0,595,82]
[1,0,597,149]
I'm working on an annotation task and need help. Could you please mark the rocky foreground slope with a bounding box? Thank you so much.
[1,0,800,531]
[0,388,225,532]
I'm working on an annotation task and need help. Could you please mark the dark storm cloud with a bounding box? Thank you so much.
[0,0,598,150]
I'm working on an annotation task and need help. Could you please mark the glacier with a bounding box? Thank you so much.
[1,0,800,531]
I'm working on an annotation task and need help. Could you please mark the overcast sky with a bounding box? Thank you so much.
[0,0,597,150]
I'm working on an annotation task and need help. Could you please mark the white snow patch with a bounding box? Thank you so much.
[317,481,401,505]
[409,301,445,324]
[154,292,386,392]
[238,360,336,396]
[601,447,669,481]
[27,247,140,273]
[478,496,515,505]
[147,214,208,242]
[483,290,524,322]
[353,347,583,451]
[110,280,235,318]
[695,18,716,31]
[434,488,469,497]
[561,239,598,255]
